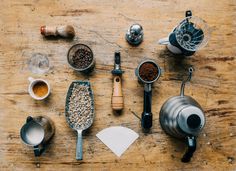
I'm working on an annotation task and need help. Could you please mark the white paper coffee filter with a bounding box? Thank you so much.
[96,126,139,157]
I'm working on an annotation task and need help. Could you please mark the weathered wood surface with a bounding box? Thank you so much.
[0,0,235,170]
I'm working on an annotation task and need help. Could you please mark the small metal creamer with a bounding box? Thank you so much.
[20,116,55,156]
[159,67,205,162]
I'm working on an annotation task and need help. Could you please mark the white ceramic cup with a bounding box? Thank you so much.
[28,77,50,100]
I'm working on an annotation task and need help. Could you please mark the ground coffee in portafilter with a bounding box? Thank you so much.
[139,62,159,82]
[71,48,93,69]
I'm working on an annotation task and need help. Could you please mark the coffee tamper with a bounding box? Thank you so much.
[111,52,124,111]
[125,24,143,46]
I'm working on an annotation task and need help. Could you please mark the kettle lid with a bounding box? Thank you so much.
[177,106,205,136]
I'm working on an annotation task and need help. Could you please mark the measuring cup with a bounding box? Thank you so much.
[65,81,95,160]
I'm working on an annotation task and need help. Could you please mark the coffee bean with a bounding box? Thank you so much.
[70,47,93,69]
[67,84,94,129]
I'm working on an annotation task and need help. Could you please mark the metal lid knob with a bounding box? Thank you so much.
[126,24,143,46]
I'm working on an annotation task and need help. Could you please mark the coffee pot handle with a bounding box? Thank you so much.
[181,136,196,162]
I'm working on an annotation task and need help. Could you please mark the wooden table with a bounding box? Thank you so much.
[0,0,235,170]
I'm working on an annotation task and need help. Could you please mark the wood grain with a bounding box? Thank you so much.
[0,0,235,170]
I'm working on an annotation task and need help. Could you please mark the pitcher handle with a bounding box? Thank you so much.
[33,145,41,157]
[28,77,35,83]
[158,37,169,45]
[26,116,33,123]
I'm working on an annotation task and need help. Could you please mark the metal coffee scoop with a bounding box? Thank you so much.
[159,67,205,162]
[65,81,95,160]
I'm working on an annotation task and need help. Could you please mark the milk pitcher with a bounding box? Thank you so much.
[20,116,55,156]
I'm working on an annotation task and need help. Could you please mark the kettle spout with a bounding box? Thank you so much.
[180,67,193,96]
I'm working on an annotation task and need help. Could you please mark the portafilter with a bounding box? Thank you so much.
[135,59,161,131]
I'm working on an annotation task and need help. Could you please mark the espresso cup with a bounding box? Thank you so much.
[28,77,50,100]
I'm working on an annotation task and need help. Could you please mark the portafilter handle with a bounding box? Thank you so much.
[142,84,152,130]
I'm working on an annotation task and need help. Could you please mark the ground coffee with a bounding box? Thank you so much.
[139,62,158,82]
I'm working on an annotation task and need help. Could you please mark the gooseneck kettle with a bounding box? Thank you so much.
[159,68,205,162]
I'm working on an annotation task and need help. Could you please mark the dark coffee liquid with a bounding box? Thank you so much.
[139,62,158,82]
[33,81,48,97]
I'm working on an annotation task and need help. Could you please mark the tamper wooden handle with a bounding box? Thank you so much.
[112,76,124,110]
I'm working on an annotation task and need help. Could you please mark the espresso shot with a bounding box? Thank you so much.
[32,81,49,97]
[28,77,50,100]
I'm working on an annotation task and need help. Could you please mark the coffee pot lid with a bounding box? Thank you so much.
[177,105,205,136]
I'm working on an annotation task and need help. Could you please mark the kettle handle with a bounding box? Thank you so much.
[181,136,196,163]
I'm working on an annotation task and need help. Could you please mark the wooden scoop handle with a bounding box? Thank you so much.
[112,76,124,110]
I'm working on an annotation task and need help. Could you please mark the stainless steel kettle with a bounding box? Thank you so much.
[159,68,205,162]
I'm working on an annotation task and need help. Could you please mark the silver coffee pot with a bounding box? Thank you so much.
[159,67,205,162]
